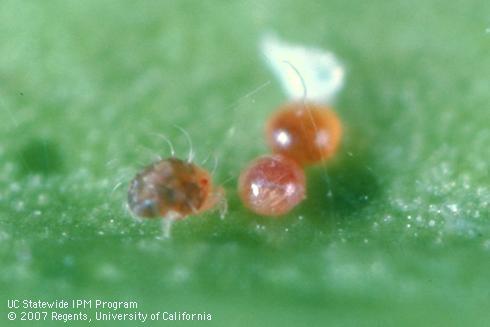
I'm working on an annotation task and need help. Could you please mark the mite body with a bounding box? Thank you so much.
[127,158,224,221]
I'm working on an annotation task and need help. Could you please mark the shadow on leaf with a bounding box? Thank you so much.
[17,138,64,176]
[303,149,381,224]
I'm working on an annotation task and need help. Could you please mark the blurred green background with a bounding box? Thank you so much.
[1,0,489,326]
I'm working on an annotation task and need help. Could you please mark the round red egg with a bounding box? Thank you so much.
[266,102,342,166]
[238,154,306,217]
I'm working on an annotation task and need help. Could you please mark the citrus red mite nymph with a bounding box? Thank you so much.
[127,158,225,221]
[238,154,306,217]
[266,102,342,166]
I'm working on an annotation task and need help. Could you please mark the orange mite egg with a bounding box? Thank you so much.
[127,158,223,220]
[266,102,342,166]
[238,154,306,217]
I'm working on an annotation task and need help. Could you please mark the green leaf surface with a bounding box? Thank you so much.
[1,0,489,326]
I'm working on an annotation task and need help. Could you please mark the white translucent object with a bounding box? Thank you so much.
[261,34,345,104]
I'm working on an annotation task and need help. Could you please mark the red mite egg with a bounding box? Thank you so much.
[127,158,223,220]
[266,102,342,166]
[238,154,306,217]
